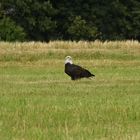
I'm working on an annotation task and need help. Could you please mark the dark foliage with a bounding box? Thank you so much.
[0,0,140,41]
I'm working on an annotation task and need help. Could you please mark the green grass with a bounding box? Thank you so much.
[0,41,140,140]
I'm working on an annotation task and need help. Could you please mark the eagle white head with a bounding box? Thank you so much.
[65,56,73,64]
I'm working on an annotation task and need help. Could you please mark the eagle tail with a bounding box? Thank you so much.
[91,74,95,77]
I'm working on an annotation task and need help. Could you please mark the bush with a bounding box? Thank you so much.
[67,16,98,40]
[0,17,26,41]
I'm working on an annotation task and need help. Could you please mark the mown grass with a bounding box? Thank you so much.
[0,41,140,140]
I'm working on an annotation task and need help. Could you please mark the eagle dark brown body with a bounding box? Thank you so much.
[65,56,95,80]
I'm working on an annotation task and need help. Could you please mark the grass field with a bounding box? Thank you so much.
[0,41,140,140]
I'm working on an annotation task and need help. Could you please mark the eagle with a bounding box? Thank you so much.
[65,56,95,80]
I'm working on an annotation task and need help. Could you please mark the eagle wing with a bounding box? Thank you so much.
[65,63,94,80]
[71,64,84,73]
[70,64,91,78]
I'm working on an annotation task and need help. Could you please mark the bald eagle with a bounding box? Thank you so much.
[65,56,95,80]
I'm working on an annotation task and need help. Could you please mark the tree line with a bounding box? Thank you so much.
[0,0,140,41]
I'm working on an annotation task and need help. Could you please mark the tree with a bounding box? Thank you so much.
[0,0,140,41]
[0,17,26,41]
[1,0,57,41]
[67,16,97,40]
